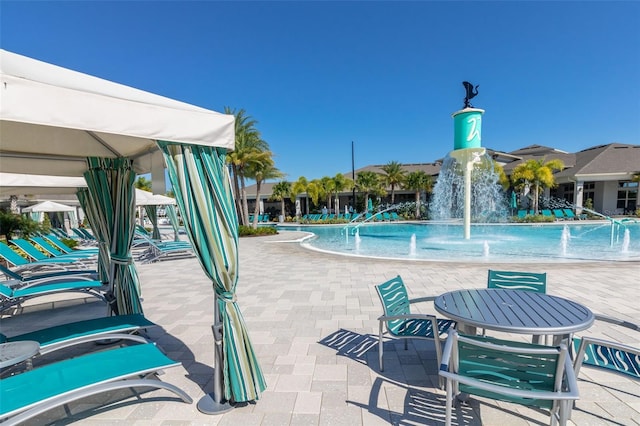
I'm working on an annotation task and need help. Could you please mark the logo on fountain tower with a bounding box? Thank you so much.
[462,81,479,109]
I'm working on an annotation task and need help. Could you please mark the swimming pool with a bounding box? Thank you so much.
[278,221,640,262]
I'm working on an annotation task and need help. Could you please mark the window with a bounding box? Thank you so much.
[583,182,595,204]
[617,181,638,212]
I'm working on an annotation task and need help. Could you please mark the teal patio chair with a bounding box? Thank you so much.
[0,343,192,424]
[487,269,547,293]
[572,314,640,380]
[439,330,579,426]
[487,269,547,342]
[375,275,455,373]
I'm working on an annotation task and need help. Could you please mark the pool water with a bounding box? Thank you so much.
[278,221,640,262]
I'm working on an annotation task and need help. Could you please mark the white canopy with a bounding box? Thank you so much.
[0,49,234,176]
[22,200,76,213]
[0,172,86,197]
[135,188,176,206]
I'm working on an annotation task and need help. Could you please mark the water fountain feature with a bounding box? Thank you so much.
[429,82,508,239]
[483,240,490,257]
[560,225,570,256]
[354,229,361,252]
[622,229,630,253]
[409,234,417,256]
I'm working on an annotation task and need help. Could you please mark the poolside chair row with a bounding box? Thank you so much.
[301,212,402,222]
[517,208,585,220]
[0,241,96,279]
[133,232,194,264]
[248,214,270,223]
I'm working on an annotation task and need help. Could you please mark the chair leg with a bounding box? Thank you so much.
[445,378,453,426]
[378,321,384,372]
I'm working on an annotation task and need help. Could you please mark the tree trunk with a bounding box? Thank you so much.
[252,181,262,229]
[415,191,421,219]
[231,165,245,225]
[240,175,250,227]
[280,199,285,219]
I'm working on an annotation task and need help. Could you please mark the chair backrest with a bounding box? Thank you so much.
[0,242,30,267]
[45,234,73,253]
[572,314,640,379]
[487,269,547,293]
[31,236,64,257]
[375,275,411,320]
[10,239,49,261]
[453,331,569,409]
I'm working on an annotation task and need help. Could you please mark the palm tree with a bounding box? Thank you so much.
[291,177,309,216]
[224,107,269,226]
[246,154,283,228]
[381,161,406,204]
[511,158,564,214]
[270,181,292,221]
[306,179,324,211]
[319,176,335,211]
[404,171,433,219]
[356,171,383,212]
[134,176,152,191]
[331,173,353,214]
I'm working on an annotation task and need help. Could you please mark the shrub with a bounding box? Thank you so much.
[238,225,278,237]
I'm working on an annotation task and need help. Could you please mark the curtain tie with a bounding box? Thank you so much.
[111,254,134,265]
[216,290,237,303]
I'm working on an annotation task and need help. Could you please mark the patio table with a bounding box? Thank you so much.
[434,288,594,344]
[0,340,39,369]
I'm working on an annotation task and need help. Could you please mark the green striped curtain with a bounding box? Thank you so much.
[83,157,142,315]
[76,188,110,284]
[159,141,266,403]
[144,205,161,240]
[165,204,181,241]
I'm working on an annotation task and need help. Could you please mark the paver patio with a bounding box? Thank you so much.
[1,230,638,425]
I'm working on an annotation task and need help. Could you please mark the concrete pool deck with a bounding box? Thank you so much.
[1,230,638,425]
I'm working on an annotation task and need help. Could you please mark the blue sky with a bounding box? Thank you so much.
[2,1,638,183]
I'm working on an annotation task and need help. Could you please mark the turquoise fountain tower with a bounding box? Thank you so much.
[449,82,486,239]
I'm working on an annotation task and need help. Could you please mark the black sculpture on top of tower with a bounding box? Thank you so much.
[462,81,479,108]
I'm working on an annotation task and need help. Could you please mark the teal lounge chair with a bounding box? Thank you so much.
[1,314,155,356]
[541,209,553,218]
[0,343,192,425]
[553,209,567,220]
[9,239,95,266]
[44,234,98,255]
[30,236,96,259]
[562,209,579,220]
[0,242,91,274]
[390,212,400,221]
[136,235,194,264]
[1,280,106,313]
[0,263,97,287]
[517,210,527,219]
